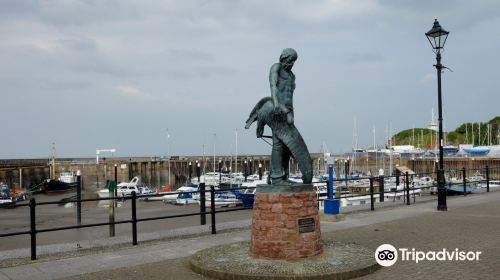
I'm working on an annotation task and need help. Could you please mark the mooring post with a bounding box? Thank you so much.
[196,162,201,183]
[188,162,192,182]
[244,160,248,182]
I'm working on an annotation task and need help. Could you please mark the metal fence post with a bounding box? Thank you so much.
[412,174,416,203]
[369,177,374,211]
[486,166,490,192]
[131,191,138,245]
[462,167,467,196]
[405,172,410,205]
[76,173,82,226]
[29,198,37,260]
[210,186,216,234]
[200,182,206,225]
[326,181,331,200]
[379,176,385,203]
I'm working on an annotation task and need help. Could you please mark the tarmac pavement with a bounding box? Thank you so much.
[1,191,500,280]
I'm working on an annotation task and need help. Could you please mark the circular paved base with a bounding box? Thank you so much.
[190,241,380,280]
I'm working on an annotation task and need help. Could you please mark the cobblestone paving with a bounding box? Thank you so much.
[60,198,500,280]
[331,201,500,280]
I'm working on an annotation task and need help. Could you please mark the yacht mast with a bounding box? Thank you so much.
[373,126,377,172]
[51,143,56,180]
[389,122,393,176]
[213,133,216,173]
[412,125,415,147]
[352,116,358,174]
[472,123,475,145]
[479,123,482,145]
[235,129,238,174]
[465,123,468,144]
[202,144,206,175]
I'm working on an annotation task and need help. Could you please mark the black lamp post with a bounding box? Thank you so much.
[426,18,449,211]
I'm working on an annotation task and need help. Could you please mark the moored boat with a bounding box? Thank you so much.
[37,171,78,194]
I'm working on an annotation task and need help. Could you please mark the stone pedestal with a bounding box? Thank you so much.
[250,184,322,259]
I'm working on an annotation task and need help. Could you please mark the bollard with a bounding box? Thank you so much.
[486,166,490,192]
[199,182,206,225]
[369,177,375,211]
[196,163,201,183]
[188,162,192,181]
[114,164,118,184]
[462,167,467,196]
[131,191,137,245]
[29,198,37,260]
[244,160,248,182]
[218,160,222,183]
[405,172,410,205]
[258,163,262,180]
[210,186,216,234]
[76,174,82,226]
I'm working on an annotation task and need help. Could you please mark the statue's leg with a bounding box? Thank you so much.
[282,145,291,180]
[271,134,286,184]
[274,124,313,184]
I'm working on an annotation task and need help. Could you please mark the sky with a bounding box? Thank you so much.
[1,0,500,159]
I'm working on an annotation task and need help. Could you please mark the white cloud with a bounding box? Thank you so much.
[113,84,158,100]
[422,72,436,82]
[284,0,382,22]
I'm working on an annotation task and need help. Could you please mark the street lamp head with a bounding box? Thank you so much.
[426,18,449,53]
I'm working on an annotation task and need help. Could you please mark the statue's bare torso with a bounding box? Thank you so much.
[270,63,295,115]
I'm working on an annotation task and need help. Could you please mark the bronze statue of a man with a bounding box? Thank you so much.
[245,48,313,184]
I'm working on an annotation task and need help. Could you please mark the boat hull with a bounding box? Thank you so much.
[43,180,78,193]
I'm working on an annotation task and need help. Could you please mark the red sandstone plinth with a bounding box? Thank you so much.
[250,185,322,259]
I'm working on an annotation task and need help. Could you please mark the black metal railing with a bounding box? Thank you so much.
[0,184,255,260]
[317,166,500,211]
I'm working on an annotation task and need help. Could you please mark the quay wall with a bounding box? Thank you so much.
[1,156,499,192]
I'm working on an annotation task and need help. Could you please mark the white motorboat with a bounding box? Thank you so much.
[198,191,242,207]
[97,177,152,198]
[479,180,500,188]
[163,184,199,204]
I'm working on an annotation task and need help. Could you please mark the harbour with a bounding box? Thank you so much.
[2,1,500,278]
[1,155,500,191]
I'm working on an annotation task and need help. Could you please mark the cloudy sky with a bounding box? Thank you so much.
[1,0,499,159]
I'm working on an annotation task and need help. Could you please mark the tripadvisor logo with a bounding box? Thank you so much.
[375,244,482,267]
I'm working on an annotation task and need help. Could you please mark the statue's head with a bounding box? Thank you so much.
[279,48,297,70]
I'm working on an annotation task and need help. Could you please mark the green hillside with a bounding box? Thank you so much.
[393,116,500,148]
